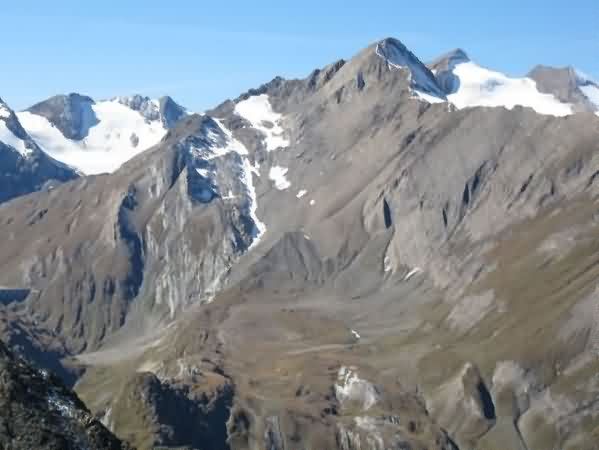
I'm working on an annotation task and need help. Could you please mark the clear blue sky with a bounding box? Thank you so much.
[1,1,597,112]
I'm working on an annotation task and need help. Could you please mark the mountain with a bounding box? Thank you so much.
[0,339,130,449]
[18,93,187,174]
[528,65,599,113]
[0,97,78,204]
[1,36,599,449]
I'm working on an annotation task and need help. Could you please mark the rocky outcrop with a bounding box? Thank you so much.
[107,372,232,450]
[0,340,130,449]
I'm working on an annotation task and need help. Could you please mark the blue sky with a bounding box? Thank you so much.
[1,1,597,111]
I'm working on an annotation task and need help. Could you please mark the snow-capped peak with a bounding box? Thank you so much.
[18,94,188,174]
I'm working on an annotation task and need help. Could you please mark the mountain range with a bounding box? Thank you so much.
[1,37,599,449]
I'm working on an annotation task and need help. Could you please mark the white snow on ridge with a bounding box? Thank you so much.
[234,94,289,151]
[17,99,168,174]
[0,103,12,119]
[414,90,445,104]
[447,62,572,116]
[242,157,267,247]
[580,84,599,110]
[268,166,291,190]
[404,267,422,281]
[0,121,32,157]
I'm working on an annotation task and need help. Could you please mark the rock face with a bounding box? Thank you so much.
[0,340,130,450]
[0,97,78,204]
[2,37,599,449]
[27,93,98,140]
[115,94,187,129]
[528,65,599,112]
[0,113,266,353]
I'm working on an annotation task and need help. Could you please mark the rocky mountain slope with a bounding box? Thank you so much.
[0,339,130,449]
[1,37,599,449]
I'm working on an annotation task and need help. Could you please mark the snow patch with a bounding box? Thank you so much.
[447,62,572,116]
[335,366,380,410]
[47,392,77,420]
[269,166,291,190]
[234,94,289,151]
[0,121,33,157]
[414,92,445,104]
[241,156,267,247]
[580,84,599,109]
[351,329,361,340]
[404,267,422,281]
[309,199,316,206]
[196,167,211,177]
[0,102,11,119]
[296,189,307,198]
[383,255,393,273]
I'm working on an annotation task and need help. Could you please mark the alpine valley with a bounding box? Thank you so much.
[1,37,599,449]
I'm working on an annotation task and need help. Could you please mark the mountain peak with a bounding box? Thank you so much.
[28,93,97,140]
[373,37,446,98]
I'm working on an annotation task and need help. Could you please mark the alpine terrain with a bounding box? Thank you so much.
[1,37,599,449]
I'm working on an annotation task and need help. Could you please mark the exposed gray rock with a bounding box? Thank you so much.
[528,65,599,112]
[0,340,129,449]
[116,94,187,128]
[27,93,98,140]
[428,48,471,94]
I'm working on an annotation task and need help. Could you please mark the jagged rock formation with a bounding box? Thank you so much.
[1,37,599,449]
[0,340,130,449]
[116,94,187,129]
